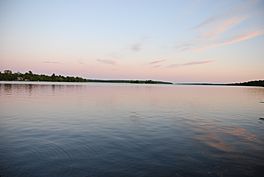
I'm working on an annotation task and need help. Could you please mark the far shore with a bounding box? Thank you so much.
[0,70,263,87]
[1,80,264,88]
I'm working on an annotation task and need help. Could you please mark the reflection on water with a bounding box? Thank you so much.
[195,126,258,152]
[0,82,263,177]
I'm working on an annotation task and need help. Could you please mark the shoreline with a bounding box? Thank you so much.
[1,70,263,87]
[1,80,264,87]
[0,80,173,86]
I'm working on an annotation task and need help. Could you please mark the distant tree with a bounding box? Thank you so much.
[4,70,12,74]
[0,69,176,85]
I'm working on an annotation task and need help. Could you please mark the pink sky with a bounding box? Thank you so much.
[0,0,264,83]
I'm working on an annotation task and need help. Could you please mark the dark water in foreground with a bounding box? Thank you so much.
[0,82,263,177]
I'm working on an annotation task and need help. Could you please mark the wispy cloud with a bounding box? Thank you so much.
[77,59,86,65]
[152,64,162,68]
[194,16,218,30]
[182,60,214,66]
[96,59,116,65]
[130,36,150,52]
[220,29,264,46]
[131,43,142,52]
[175,1,261,53]
[180,16,247,52]
[196,29,264,51]
[149,59,166,65]
[168,60,214,68]
[175,43,195,52]
[194,13,247,39]
[43,60,61,64]
[202,16,247,38]
[193,0,258,40]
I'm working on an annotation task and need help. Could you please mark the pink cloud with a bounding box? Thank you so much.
[96,59,116,65]
[175,43,195,52]
[168,60,214,68]
[220,29,264,45]
[43,60,61,64]
[182,60,214,66]
[149,59,166,65]
[203,16,246,38]
[196,29,264,51]
[193,0,260,40]
[180,13,249,52]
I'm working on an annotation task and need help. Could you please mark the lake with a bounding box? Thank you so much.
[0,82,263,177]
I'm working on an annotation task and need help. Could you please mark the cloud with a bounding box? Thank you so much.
[152,65,162,68]
[77,59,86,65]
[175,43,195,52]
[130,36,150,52]
[202,16,247,38]
[149,59,166,65]
[176,29,264,51]
[168,60,214,68]
[43,61,61,64]
[179,0,261,52]
[131,43,142,52]
[187,0,259,51]
[219,29,264,46]
[176,16,246,52]
[96,59,116,65]
[194,14,247,39]
[193,0,259,39]
[194,16,218,30]
[182,60,214,66]
[196,29,264,51]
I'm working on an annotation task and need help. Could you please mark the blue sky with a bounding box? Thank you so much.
[0,0,264,82]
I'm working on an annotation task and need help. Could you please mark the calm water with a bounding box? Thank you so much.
[0,82,263,177]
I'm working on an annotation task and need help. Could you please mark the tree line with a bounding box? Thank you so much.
[0,70,87,82]
[227,80,264,87]
[0,70,173,84]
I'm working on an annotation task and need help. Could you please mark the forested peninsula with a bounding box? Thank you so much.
[0,70,173,84]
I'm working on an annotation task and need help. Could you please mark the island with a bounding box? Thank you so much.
[177,81,264,87]
[0,70,173,85]
[226,80,264,87]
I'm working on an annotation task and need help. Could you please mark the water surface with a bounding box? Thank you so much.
[0,82,263,177]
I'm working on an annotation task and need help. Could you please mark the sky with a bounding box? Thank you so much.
[0,0,264,83]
